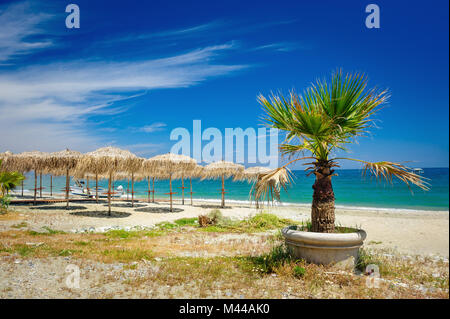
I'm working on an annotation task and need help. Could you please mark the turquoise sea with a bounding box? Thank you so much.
[18,168,449,211]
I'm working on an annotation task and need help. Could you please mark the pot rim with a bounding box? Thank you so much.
[282,226,367,248]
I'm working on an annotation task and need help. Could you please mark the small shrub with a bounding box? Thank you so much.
[198,215,212,227]
[173,217,197,226]
[250,244,292,274]
[293,265,306,278]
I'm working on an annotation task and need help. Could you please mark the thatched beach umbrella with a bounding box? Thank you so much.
[140,161,168,204]
[174,164,203,206]
[47,149,82,209]
[146,153,196,212]
[122,157,144,207]
[76,147,140,215]
[0,151,14,171]
[14,151,48,204]
[202,161,244,208]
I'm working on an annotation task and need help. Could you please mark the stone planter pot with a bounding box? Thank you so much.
[281,226,367,269]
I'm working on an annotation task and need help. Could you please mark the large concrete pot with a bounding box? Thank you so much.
[282,226,367,269]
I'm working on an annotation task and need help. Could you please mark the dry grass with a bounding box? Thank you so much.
[0,216,447,299]
[0,210,24,221]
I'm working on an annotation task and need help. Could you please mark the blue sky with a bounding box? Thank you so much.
[0,0,448,168]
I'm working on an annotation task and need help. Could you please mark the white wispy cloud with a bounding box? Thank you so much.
[0,1,53,62]
[0,41,246,153]
[252,42,298,52]
[0,2,246,153]
[139,122,167,133]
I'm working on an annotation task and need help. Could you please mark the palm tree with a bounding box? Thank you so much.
[0,159,25,197]
[253,70,429,233]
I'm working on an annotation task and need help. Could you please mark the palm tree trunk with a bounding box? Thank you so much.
[311,171,335,233]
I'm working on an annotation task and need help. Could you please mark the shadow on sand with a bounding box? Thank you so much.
[134,207,184,213]
[30,205,88,211]
[69,211,131,218]
[103,202,148,208]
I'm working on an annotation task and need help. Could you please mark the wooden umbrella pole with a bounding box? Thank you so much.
[131,172,135,207]
[95,174,99,203]
[21,177,24,197]
[147,177,150,203]
[181,175,185,205]
[33,170,37,205]
[152,177,155,203]
[108,172,112,216]
[190,178,193,206]
[65,168,70,209]
[50,175,52,197]
[221,174,225,208]
[169,174,173,212]
[127,178,130,201]
[39,173,42,198]
[86,176,89,196]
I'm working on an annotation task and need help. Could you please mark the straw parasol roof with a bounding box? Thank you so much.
[146,153,197,174]
[46,149,82,173]
[77,146,141,175]
[12,151,49,203]
[145,153,197,211]
[201,161,244,208]
[201,161,244,180]
[13,151,49,173]
[76,146,141,214]
[0,151,15,171]
[234,166,272,182]
[46,149,82,209]
[173,164,204,179]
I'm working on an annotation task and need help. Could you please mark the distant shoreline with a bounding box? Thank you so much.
[11,190,449,213]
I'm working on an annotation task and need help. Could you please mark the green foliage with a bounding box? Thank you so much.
[199,213,294,233]
[248,244,293,274]
[0,159,25,212]
[296,220,359,233]
[28,227,66,236]
[173,217,198,226]
[259,71,388,160]
[293,265,306,278]
[0,195,11,212]
[356,248,382,273]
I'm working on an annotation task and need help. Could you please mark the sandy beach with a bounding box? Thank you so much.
[3,195,449,258]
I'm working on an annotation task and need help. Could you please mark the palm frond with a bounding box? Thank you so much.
[251,166,294,204]
[362,161,429,191]
[334,157,430,191]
